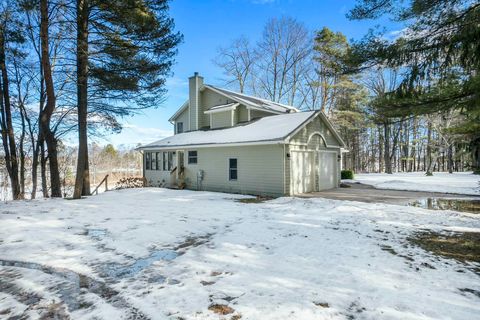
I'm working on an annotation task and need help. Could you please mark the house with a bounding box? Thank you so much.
[138,73,346,196]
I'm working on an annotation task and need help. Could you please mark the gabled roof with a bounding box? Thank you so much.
[139,111,316,150]
[204,85,299,114]
[168,100,189,122]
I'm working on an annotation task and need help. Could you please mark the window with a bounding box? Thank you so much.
[176,122,183,134]
[146,152,151,170]
[156,152,161,170]
[151,152,157,170]
[163,152,167,170]
[188,151,198,164]
[229,158,237,181]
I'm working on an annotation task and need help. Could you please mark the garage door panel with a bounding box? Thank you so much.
[291,151,314,194]
[318,152,337,190]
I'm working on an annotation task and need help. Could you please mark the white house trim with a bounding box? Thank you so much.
[204,103,239,114]
[140,140,285,151]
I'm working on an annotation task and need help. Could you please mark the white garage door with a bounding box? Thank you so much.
[318,151,337,190]
[291,151,314,194]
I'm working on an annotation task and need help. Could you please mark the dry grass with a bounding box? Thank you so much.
[409,231,480,264]
[208,304,234,315]
[235,196,273,204]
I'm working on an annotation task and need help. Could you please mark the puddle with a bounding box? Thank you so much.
[408,198,480,214]
[87,228,108,239]
[104,249,178,279]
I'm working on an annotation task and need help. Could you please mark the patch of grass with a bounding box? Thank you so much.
[208,304,234,315]
[380,244,398,255]
[459,288,480,298]
[313,301,330,308]
[235,196,273,204]
[409,231,480,264]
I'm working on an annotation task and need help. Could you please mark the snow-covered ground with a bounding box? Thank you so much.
[0,188,479,319]
[345,172,480,195]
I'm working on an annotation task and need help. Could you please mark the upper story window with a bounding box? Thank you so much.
[229,158,238,181]
[176,122,183,134]
[188,151,198,164]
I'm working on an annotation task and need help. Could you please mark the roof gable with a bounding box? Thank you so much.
[203,85,298,114]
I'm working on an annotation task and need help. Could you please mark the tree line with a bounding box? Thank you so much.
[214,1,479,175]
[0,0,182,200]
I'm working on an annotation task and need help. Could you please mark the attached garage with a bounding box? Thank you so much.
[287,113,344,195]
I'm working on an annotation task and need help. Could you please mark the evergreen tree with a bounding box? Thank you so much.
[349,0,480,173]
[73,0,182,198]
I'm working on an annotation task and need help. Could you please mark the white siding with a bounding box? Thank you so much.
[211,111,232,129]
[289,114,341,147]
[174,107,189,133]
[144,145,286,196]
[200,88,231,128]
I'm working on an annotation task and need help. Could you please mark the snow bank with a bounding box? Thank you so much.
[346,172,480,195]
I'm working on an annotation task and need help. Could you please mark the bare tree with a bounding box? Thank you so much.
[214,36,255,93]
[254,16,311,105]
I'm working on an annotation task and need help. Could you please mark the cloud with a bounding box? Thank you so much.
[106,124,172,147]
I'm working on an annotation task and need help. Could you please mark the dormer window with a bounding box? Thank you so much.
[176,122,183,134]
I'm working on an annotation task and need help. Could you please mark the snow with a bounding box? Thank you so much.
[206,85,299,113]
[140,111,315,150]
[346,172,480,195]
[1,188,479,319]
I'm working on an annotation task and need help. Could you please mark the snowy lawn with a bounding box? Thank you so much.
[346,172,480,195]
[0,188,479,319]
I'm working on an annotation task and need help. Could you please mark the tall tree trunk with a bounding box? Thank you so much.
[40,141,49,198]
[384,121,392,174]
[74,0,91,198]
[378,126,384,172]
[40,0,62,197]
[19,113,25,197]
[0,33,21,199]
[471,137,480,174]
[31,143,40,199]
[425,121,433,176]
[411,117,417,172]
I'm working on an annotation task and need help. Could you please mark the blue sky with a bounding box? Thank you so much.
[105,0,397,147]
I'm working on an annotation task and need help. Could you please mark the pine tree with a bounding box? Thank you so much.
[349,0,480,173]
[73,0,182,198]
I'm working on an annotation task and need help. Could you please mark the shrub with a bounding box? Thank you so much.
[115,177,145,189]
[341,170,354,180]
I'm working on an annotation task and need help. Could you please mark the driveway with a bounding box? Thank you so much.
[301,182,480,206]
